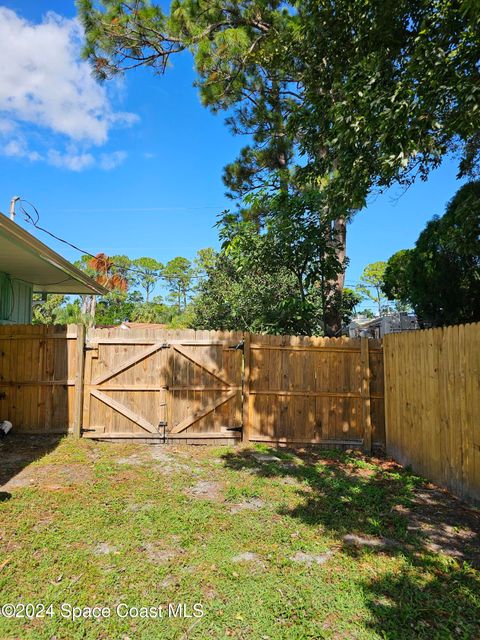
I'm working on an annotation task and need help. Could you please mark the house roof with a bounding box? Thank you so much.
[0,212,107,295]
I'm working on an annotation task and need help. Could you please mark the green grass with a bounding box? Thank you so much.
[0,438,478,639]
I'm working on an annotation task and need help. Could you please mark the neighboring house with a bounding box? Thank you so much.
[0,212,106,324]
[347,312,419,339]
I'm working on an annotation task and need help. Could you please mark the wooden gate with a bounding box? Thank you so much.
[82,328,243,443]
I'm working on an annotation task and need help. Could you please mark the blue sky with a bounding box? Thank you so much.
[0,1,466,303]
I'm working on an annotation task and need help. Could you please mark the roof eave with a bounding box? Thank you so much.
[0,212,108,295]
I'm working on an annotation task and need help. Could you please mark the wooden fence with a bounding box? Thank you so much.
[0,324,80,433]
[82,327,244,445]
[2,322,480,503]
[244,333,384,448]
[384,322,480,504]
[0,325,384,449]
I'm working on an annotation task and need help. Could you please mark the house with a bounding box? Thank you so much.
[0,211,106,324]
[347,312,419,339]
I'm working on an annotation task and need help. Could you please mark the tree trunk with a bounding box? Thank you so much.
[81,295,97,326]
[323,216,347,336]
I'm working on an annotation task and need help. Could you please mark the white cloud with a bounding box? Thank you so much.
[0,7,138,170]
[4,138,42,162]
[47,149,95,171]
[99,150,127,170]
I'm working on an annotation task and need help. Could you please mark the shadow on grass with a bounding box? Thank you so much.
[221,446,480,639]
[0,434,63,489]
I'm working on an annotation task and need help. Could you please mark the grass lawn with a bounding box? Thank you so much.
[0,437,479,639]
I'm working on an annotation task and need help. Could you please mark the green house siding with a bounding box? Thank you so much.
[0,271,32,324]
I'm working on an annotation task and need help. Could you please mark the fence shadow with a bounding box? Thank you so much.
[0,434,64,490]
[221,446,480,638]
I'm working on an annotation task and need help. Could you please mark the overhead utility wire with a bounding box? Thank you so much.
[17,200,207,281]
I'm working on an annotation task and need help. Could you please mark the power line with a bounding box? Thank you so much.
[46,206,226,213]
[17,200,207,282]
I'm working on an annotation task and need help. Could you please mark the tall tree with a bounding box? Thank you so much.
[133,257,163,302]
[75,253,129,323]
[356,262,388,317]
[78,0,349,333]
[296,0,480,210]
[78,0,479,333]
[383,181,480,326]
[162,256,195,311]
[193,193,348,335]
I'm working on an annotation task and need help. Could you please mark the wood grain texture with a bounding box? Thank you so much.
[384,322,480,504]
[0,324,78,433]
[246,333,384,448]
[0,325,385,448]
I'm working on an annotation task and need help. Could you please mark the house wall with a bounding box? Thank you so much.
[0,271,33,324]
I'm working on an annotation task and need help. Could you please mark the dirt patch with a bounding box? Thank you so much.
[116,455,145,466]
[0,463,92,491]
[187,480,223,501]
[290,551,333,566]
[229,498,265,514]
[149,447,173,463]
[93,543,119,556]
[232,552,266,571]
[343,534,400,550]
[159,575,179,588]
[126,501,154,513]
[407,486,480,568]
[232,551,259,562]
[140,543,182,564]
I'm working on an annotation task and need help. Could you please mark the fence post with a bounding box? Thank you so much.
[242,333,251,443]
[360,337,372,453]
[73,323,86,438]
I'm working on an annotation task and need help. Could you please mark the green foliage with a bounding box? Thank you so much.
[79,0,480,211]
[33,251,205,328]
[192,192,348,335]
[296,0,480,211]
[355,262,388,316]
[95,290,143,325]
[194,247,217,275]
[337,287,362,325]
[384,181,480,326]
[383,250,414,308]
[130,297,172,324]
[132,257,163,302]
[32,294,67,324]
[162,256,195,311]
[192,250,301,333]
